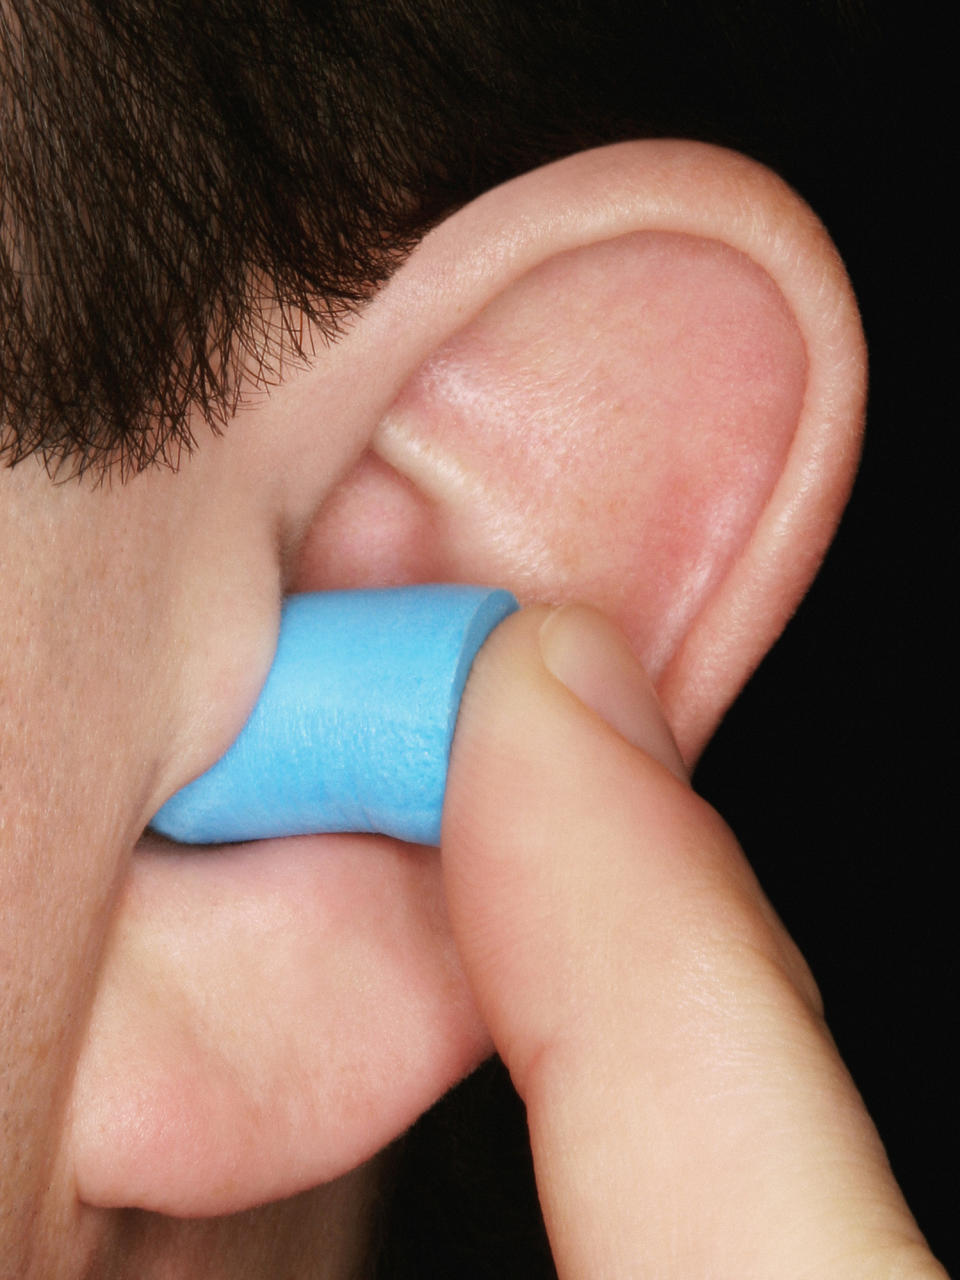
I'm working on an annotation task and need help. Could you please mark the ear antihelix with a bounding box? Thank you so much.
[151,585,518,846]
[284,142,863,768]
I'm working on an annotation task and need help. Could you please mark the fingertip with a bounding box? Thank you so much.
[538,604,688,781]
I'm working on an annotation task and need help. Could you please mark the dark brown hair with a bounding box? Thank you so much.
[1,0,867,479]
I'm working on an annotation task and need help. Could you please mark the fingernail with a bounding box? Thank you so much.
[539,606,688,781]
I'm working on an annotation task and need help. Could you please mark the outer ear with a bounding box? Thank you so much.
[70,141,865,1218]
[295,141,866,763]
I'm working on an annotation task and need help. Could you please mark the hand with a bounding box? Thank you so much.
[442,606,945,1279]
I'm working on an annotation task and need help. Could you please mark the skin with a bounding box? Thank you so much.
[444,606,947,1278]
[0,141,947,1277]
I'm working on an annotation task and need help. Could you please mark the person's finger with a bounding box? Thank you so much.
[442,605,943,1279]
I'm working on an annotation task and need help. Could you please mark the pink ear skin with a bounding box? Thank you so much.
[69,141,864,1219]
[294,145,865,766]
[296,230,805,693]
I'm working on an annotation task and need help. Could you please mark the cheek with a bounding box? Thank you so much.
[0,473,183,1263]
[0,441,280,1261]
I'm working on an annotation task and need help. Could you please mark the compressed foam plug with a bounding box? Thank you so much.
[150,585,518,847]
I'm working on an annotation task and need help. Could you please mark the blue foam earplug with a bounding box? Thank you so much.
[150,585,518,847]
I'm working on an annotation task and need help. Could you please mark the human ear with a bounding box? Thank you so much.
[290,141,865,763]
[69,140,865,1217]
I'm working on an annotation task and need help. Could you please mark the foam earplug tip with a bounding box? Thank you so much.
[150,585,518,847]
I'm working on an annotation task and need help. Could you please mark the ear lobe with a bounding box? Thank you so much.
[296,145,865,763]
